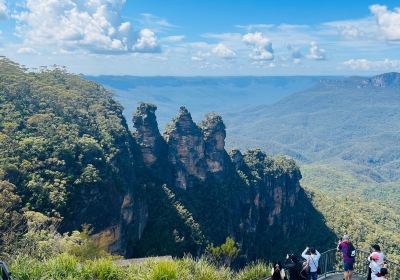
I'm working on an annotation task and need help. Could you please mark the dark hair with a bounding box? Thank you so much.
[309,247,316,254]
[272,263,283,280]
[289,254,299,263]
[372,244,381,252]
[380,267,388,276]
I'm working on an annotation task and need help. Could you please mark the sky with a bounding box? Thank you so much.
[0,0,399,76]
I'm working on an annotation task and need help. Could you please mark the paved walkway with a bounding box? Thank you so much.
[320,274,364,280]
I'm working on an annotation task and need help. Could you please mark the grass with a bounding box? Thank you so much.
[9,254,271,280]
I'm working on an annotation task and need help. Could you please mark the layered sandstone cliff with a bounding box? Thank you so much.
[130,102,334,261]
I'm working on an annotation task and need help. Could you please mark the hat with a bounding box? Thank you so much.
[370,252,380,260]
[343,234,349,241]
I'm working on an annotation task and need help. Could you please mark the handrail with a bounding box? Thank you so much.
[317,248,400,280]
[262,247,399,280]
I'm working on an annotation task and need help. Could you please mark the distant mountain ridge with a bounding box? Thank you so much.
[87,75,333,130]
[226,72,400,182]
[319,72,400,89]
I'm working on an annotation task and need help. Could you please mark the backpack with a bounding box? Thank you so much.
[347,242,356,259]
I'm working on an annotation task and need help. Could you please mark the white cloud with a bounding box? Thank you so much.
[243,32,274,61]
[191,50,210,62]
[202,32,242,41]
[322,17,382,43]
[212,43,236,59]
[343,58,400,70]
[17,47,39,54]
[139,13,177,31]
[0,0,7,20]
[307,42,326,60]
[133,28,161,53]
[162,35,185,42]
[236,24,274,32]
[14,0,160,54]
[370,4,400,41]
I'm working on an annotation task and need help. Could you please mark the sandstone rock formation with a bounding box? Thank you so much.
[132,103,167,167]
[129,102,335,261]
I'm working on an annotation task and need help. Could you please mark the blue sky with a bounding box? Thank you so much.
[0,0,399,75]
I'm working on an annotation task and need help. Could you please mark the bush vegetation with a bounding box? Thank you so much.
[9,254,272,280]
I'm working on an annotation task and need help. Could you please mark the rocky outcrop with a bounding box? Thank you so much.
[132,103,167,167]
[200,113,228,174]
[163,107,208,189]
[127,103,335,261]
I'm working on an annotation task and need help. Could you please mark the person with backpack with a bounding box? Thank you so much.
[367,245,385,280]
[337,235,356,280]
[284,253,302,280]
[301,246,320,280]
[370,252,384,280]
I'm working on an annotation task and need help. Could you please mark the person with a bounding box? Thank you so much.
[301,246,320,280]
[337,235,355,280]
[377,267,389,279]
[284,254,302,280]
[271,261,287,280]
[367,245,385,280]
[370,252,383,280]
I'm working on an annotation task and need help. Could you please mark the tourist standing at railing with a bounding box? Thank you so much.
[284,254,302,280]
[368,245,385,280]
[370,252,385,280]
[301,246,320,280]
[337,235,355,280]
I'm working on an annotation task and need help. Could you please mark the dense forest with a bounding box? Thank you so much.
[0,57,146,257]
[301,163,400,262]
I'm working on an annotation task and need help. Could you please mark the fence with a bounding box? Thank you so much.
[318,248,400,279]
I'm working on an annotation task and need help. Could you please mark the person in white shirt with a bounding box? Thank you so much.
[370,252,383,280]
[301,246,321,280]
[370,244,385,266]
[368,245,385,280]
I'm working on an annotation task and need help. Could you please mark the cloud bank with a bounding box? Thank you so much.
[15,0,160,54]
[243,32,274,61]
[370,4,400,41]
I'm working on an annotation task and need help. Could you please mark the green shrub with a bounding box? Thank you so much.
[10,253,272,280]
[46,254,80,279]
[67,225,111,261]
[9,255,47,280]
[148,259,178,280]
[177,257,233,280]
[235,262,271,280]
[206,237,240,267]
[80,258,125,280]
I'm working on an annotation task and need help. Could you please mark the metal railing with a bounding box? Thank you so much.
[318,248,400,279]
